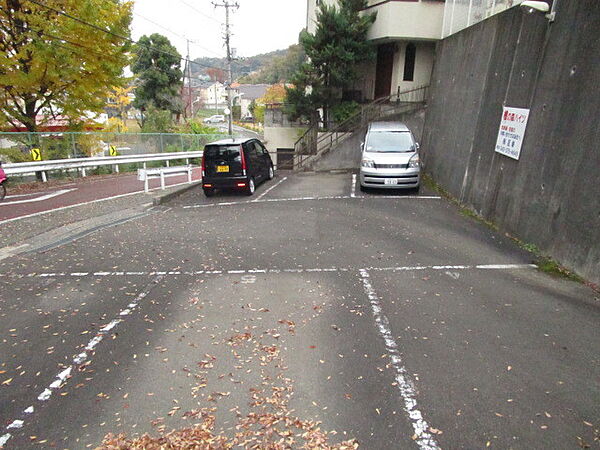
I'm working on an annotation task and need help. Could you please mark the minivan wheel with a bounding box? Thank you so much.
[267,165,274,180]
[359,184,368,193]
[203,188,215,197]
[246,178,255,196]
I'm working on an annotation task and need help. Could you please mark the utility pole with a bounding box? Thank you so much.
[213,0,239,136]
[186,38,193,118]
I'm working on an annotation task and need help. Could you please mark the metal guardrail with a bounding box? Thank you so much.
[3,151,204,182]
[0,132,227,158]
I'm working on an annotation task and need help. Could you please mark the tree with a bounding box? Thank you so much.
[260,84,287,105]
[140,105,174,133]
[248,100,264,124]
[286,0,376,124]
[132,33,183,119]
[206,67,226,83]
[106,85,133,132]
[0,0,133,132]
[238,44,305,84]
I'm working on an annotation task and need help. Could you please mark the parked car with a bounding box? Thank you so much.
[201,138,275,197]
[203,115,225,124]
[359,122,420,192]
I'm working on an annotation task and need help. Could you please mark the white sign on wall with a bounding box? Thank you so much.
[495,106,530,160]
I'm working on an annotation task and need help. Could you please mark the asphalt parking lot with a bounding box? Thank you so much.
[0,172,598,449]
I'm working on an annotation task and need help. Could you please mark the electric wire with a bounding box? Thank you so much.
[23,0,230,72]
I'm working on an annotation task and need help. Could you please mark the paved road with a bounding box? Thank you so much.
[0,172,598,449]
[0,169,201,223]
[213,122,261,139]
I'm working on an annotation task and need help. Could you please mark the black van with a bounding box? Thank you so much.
[201,138,275,197]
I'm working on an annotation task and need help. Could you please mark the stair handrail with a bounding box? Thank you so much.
[294,85,429,168]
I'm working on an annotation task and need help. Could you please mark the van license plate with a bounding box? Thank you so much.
[217,165,229,173]
[384,178,398,185]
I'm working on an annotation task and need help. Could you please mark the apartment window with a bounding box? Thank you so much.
[403,43,416,82]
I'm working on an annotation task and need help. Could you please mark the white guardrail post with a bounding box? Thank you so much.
[137,166,195,193]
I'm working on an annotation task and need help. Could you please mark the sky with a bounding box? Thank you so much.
[131,0,308,61]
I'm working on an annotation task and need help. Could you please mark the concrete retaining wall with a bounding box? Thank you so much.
[421,0,600,284]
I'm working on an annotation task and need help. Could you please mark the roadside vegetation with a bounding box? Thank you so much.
[422,174,590,285]
[286,0,376,126]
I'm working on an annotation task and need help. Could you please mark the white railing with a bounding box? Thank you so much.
[137,166,194,193]
[3,151,204,182]
[442,0,524,38]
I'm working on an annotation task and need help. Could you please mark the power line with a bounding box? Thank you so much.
[4,21,217,85]
[23,0,230,72]
[130,9,223,58]
[176,0,221,24]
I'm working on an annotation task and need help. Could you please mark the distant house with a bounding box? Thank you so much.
[232,84,270,118]
[198,81,230,112]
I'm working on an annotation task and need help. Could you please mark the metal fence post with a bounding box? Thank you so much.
[159,133,164,153]
[70,133,76,157]
[467,0,473,26]
[450,0,457,36]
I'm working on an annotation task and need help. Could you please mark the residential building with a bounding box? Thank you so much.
[198,81,230,112]
[232,84,270,118]
[306,0,445,100]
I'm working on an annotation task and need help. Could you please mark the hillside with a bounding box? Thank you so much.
[191,45,304,83]
[191,48,289,81]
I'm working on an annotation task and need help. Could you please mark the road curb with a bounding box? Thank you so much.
[150,182,202,206]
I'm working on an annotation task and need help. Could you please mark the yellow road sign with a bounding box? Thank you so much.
[109,145,118,157]
[30,148,42,161]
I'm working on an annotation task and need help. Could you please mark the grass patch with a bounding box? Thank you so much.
[507,233,584,282]
[536,257,584,282]
[422,173,498,231]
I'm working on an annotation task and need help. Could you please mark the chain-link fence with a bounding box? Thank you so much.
[442,0,524,38]
[0,132,231,163]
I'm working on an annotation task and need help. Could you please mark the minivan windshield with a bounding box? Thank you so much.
[366,131,415,152]
[204,145,241,162]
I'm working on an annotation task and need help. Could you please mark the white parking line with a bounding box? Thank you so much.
[253,176,288,201]
[0,263,536,279]
[0,275,164,448]
[351,174,357,198]
[184,194,442,209]
[0,181,197,226]
[0,188,76,206]
[359,269,440,450]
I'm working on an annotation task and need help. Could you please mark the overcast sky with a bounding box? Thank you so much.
[132,0,307,61]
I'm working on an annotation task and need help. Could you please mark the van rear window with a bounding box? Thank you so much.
[204,145,241,161]
[366,131,415,153]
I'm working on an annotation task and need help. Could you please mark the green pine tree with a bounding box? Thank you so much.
[286,0,376,125]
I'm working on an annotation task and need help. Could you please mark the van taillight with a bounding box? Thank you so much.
[201,155,206,177]
[240,145,247,173]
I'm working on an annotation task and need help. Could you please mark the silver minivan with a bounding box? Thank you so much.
[359,122,420,192]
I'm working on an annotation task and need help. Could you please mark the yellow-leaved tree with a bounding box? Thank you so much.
[0,0,133,132]
[105,85,134,132]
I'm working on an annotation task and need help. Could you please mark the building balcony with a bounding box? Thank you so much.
[363,0,445,42]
